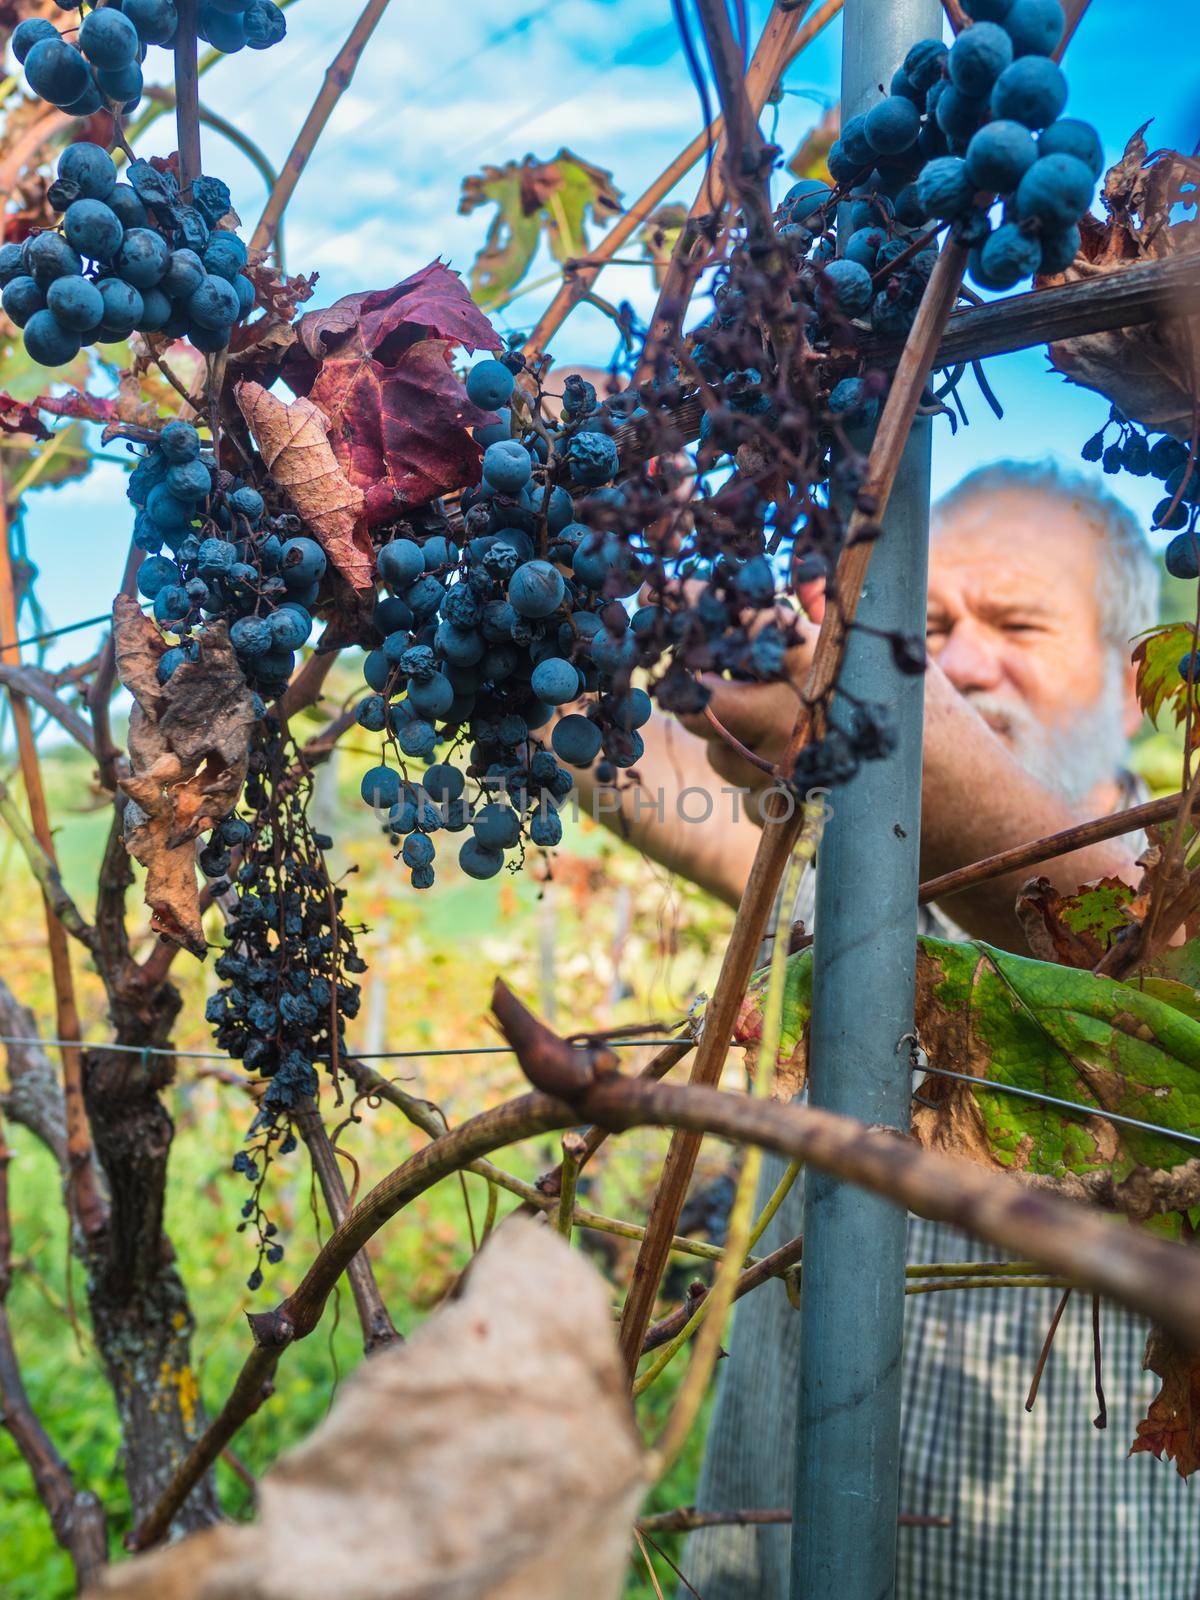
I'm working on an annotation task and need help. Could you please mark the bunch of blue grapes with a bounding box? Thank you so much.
[12,0,286,118]
[201,732,365,1287]
[0,141,256,366]
[129,417,321,701]
[814,0,1101,297]
[353,358,660,889]
[1082,408,1200,687]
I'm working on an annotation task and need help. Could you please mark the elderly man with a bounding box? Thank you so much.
[581,460,1200,1597]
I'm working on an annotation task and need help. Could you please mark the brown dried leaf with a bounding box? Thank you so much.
[1042,129,1200,437]
[1130,1325,1200,1478]
[235,380,374,591]
[113,597,256,956]
[94,1220,644,1600]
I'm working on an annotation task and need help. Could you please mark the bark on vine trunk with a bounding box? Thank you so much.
[76,809,223,1532]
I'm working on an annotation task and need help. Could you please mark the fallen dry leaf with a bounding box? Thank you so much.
[235,380,374,592]
[114,597,256,956]
[282,261,500,525]
[93,1219,645,1600]
[1131,1325,1200,1478]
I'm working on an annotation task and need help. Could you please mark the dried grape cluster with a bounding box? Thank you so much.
[130,418,321,702]
[13,0,285,119]
[202,727,365,1284]
[0,141,256,367]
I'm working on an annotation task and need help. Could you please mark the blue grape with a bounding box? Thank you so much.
[198,1,248,51]
[482,439,532,494]
[972,222,1042,288]
[46,274,103,332]
[1,277,43,328]
[23,309,79,366]
[473,802,521,850]
[1015,152,1094,228]
[408,674,454,717]
[26,232,82,287]
[188,273,240,329]
[903,37,948,91]
[96,277,144,335]
[58,142,118,201]
[466,359,515,410]
[203,231,249,282]
[96,59,143,103]
[25,38,91,106]
[991,56,1067,128]
[530,657,580,705]
[530,809,563,848]
[778,179,832,222]
[116,227,169,288]
[138,555,181,598]
[1165,534,1200,582]
[915,155,975,219]
[423,763,465,803]
[948,21,1013,96]
[280,537,326,588]
[64,198,123,261]
[509,559,565,619]
[13,19,58,64]
[107,184,150,229]
[564,430,619,487]
[1039,118,1103,179]
[166,458,212,500]
[162,248,205,299]
[552,714,603,767]
[1002,0,1063,55]
[160,419,201,462]
[245,0,287,48]
[821,258,873,315]
[401,833,435,870]
[378,538,425,590]
[79,7,139,68]
[459,837,504,880]
[360,766,402,810]
[965,119,1038,190]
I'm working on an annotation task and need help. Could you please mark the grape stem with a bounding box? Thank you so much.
[173,0,203,193]
[127,1011,1200,1548]
[250,0,393,258]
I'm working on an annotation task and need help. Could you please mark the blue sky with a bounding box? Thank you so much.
[11,0,1197,671]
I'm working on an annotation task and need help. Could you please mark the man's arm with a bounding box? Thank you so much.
[574,661,1141,949]
[569,712,759,908]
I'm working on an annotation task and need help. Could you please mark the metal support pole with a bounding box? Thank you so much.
[790,6,940,1594]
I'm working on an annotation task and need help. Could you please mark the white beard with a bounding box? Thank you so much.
[963,656,1129,807]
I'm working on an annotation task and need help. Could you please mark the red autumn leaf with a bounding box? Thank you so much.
[0,393,51,439]
[282,260,501,526]
[1131,1327,1200,1478]
[0,386,122,436]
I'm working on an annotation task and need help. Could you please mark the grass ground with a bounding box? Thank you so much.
[0,730,735,1598]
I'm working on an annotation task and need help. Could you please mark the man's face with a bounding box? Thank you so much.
[926,488,1137,801]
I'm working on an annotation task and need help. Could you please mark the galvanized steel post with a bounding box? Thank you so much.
[790,1,941,1594]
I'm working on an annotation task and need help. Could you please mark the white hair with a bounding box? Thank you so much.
[933,458,1160,655]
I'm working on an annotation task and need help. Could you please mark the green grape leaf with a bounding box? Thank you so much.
[737,936,1200,1185]
[458,150,622,310]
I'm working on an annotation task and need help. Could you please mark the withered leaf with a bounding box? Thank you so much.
[1042,128,1200,437]
[282,261,500,525]
[113,597,255,956]
[96,1221,644,1599]
[235,380,374,591]
[1131,1325,1200,1478]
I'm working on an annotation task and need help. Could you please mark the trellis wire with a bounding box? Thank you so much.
[2,1032,1198,1155]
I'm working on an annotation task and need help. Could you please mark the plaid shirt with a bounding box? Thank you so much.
[686,775,1200,1598]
